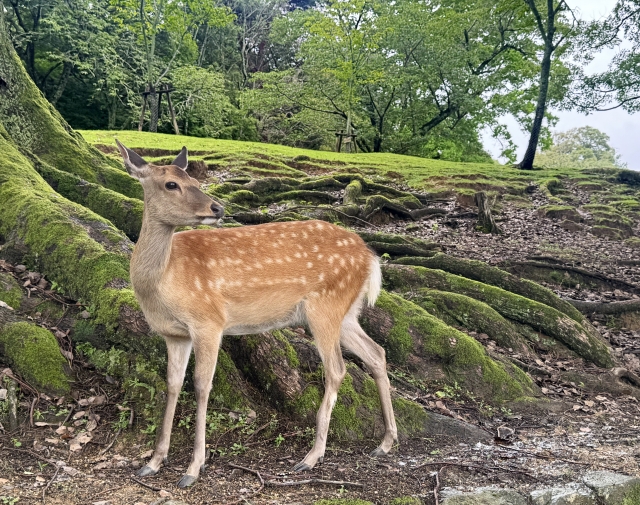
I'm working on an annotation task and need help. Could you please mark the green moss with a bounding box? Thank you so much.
[293,385,322,418]
[0,322,69,393]
[0,273,22,310]
[272,329,300,367]
[622,483,640,505]
[417,289,529,354]
[625,237,640,249]
[392,398,427,436]
[389,497,422,505]
[210,349,247,411]
[382,266,614,369]
[226,190,260,205]
[410,253,584,323]
[365,291,533,401]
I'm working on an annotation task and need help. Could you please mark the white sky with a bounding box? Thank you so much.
[482,0,640,169]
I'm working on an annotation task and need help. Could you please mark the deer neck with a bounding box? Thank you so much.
[130,210,176,298]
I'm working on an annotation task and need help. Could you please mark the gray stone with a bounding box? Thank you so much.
[582,471,640,504]
[441,487,527,505]
[530,483,595,504]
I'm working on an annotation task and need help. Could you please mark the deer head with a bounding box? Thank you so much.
[116,140,224,227]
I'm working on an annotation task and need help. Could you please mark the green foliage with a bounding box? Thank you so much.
[535,126,626,169]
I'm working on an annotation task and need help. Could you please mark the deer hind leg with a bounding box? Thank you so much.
[178,325,223,488]
[341,312,398,457]
[293,307,346,472]
[138,336,192,477]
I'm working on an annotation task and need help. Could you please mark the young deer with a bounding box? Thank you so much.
[116,141,397,487]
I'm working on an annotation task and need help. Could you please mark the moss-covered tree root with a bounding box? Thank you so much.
[382,265,615,368]
[415,289,533,356]
[394,253,584,322]
[361,291,535,402]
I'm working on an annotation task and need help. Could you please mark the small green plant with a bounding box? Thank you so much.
[0,496,19,505]
[431,222,439,233]
[11,438,21,448]
[274,434,285,447]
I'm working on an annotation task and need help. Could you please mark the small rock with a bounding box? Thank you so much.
[80,310,91,319]
[158,490,173,498]
[497,426,515,440]
[530,483,595,504]
[441,487,527,504]
[92,501,111,505]
[0,389,6,400]
[583,471,640,504]
[15,265,26,273]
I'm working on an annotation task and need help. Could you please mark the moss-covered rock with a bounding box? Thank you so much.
[0,273,22,310]
[538,205,582,222]
[382,265,614,368]
[0,321,70,393]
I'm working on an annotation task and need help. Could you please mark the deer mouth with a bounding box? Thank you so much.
[198,216,221,225]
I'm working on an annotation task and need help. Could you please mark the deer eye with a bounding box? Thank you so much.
[165,182,179,190]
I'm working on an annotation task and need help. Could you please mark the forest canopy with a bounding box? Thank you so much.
[2,0,636,164]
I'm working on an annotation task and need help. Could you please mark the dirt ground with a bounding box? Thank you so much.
[2,185,640,505]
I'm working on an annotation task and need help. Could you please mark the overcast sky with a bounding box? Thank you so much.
[482,0,640,170]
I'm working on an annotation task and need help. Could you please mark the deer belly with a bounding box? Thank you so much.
[223,302,305,336]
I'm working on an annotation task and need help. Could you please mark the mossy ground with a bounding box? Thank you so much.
[79,131,631,198]
[0,322,69,393]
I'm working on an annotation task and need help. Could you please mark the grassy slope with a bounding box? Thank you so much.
[79,130,608,196]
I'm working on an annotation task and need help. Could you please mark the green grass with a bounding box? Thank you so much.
[79,130,618,195]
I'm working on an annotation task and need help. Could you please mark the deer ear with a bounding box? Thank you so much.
[171,146,188,171]
[116,139,150,180]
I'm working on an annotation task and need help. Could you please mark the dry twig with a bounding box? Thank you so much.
[130,475,161,492]
[42,464,60,503]
[225,463,265,505]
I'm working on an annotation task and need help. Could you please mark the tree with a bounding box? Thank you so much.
[573,0,640,113]
[534,126,626,168]
[111,0,232,132]
[517,0,577,170]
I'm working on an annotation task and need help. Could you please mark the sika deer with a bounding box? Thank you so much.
[116,141,397,487]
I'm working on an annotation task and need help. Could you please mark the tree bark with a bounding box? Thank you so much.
[518,0,558,170]
[474,191,501,234]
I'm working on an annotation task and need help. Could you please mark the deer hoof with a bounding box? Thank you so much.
[136,465,158,477]
[292,461,312,472]
[370,446,388,458]
[177,474,198,488]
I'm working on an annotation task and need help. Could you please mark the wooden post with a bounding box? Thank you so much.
[474,191,501,234]
[166,86,180,135]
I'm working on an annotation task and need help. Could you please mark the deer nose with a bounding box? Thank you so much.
[211,202,224,219]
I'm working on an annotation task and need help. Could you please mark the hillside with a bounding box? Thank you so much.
[1,129,640,504]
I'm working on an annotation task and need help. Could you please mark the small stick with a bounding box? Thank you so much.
[412,461,539,482]
[265,478,363,488]
[130,475,161,492]
[4,447,57,466]
[433,466,444,505]
[42,464,61,503]
[30,394,39,428]
[224,464,264,505]
[98,428,121,456]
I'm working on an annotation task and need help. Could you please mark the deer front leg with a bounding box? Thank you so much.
[178,328,222,488]
[138,336,192,477]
